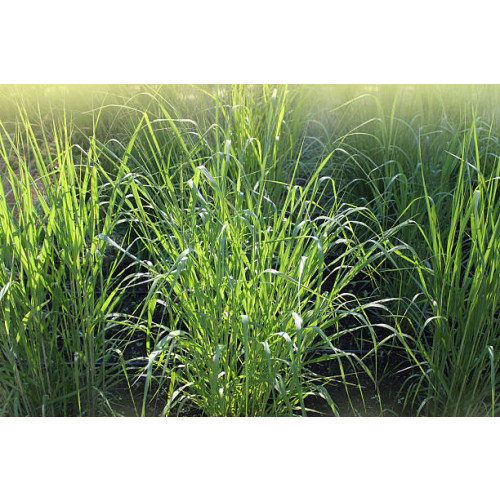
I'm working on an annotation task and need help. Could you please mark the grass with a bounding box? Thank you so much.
[0,111,133,416]
[0,84,499,416]
[397,119,500,415]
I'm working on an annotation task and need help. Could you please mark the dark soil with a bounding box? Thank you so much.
[305,355,416,417]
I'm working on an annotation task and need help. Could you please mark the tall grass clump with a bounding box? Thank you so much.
[98,88,410,416]
[398,120,500,416]
[0,111,132,416]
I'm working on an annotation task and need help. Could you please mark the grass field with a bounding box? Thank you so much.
[1,84,499,416]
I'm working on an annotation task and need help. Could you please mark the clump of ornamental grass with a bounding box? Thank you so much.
[98,95,409,416]
[0,110,133,416]
[393,119,500,416]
